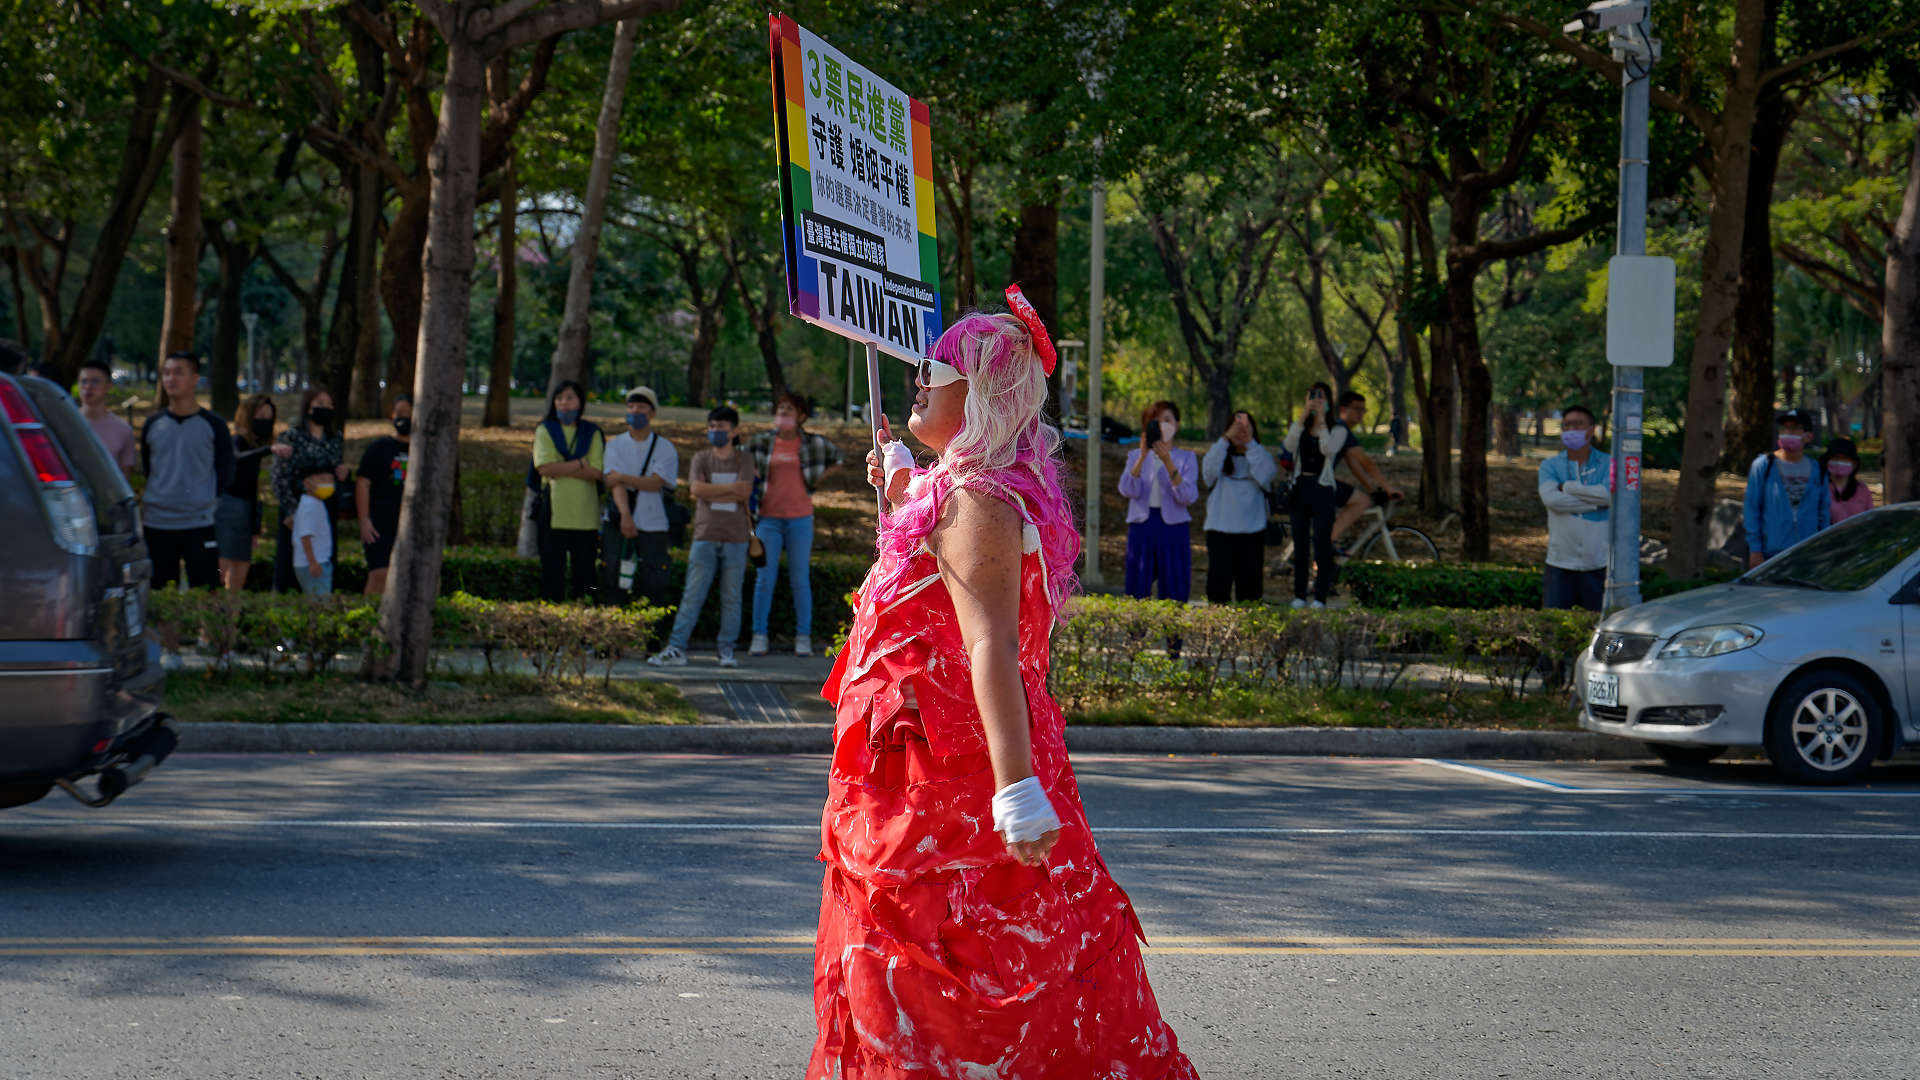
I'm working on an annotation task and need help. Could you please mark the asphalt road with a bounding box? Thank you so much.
[5,753,1920,1080]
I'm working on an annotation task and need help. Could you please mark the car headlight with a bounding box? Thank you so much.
[1657,624,1764,659]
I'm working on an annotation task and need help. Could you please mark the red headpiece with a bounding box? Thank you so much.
[1004,284,1057,377]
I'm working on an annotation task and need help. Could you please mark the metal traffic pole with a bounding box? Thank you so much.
[1083,177,1108,588]
[1602,2,1657,613]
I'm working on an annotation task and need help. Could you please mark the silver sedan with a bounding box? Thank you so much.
[1577,503,1920,783]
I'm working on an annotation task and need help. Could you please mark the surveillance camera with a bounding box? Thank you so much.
[1562,0,1647,33]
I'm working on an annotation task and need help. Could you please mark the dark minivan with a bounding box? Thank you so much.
[0,366,176,810]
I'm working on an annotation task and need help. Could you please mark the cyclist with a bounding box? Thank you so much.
[1327,390,1404,548]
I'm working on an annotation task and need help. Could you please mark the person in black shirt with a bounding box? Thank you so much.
[217,394,292,592]
[356,394,413,596]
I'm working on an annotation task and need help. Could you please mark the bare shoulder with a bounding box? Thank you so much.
[930,486,1021,562]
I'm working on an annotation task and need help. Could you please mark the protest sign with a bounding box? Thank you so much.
[769,14,941,362]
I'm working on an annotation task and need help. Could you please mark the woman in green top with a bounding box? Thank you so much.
[532,380,606,602]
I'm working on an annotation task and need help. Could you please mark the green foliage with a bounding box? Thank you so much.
[1050,596,1598,716]
[1341,561,1740,609]
[150,589,672,688]
[242,546,868,645]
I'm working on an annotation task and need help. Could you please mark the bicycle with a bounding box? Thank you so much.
[1339,490,1440,564]
[1266,489,1440,571]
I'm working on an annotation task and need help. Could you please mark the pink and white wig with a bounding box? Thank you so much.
[868,310,1081,619]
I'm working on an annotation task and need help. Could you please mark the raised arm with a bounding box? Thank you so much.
[1247,443,1277,488]
[1117,450,1148,498]
[1167,450,1199,507]
[1201,439,1228,487]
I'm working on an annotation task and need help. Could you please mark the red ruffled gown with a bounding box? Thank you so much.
[811,506,1199,1079]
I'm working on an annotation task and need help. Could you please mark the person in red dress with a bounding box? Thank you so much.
[811,292,1200,1080]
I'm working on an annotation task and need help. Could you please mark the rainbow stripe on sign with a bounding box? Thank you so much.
[769,13,942,361]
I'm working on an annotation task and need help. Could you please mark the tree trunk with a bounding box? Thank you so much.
[381,34,486,685]
[1387,342,1409,447]
[321,159,381,407]
[4,246,30,351]
[547,17,641,397]
[485,151,517,428]
[158,97,204,364]
[1727,87,1793,468]
[1494,403,1521,460]
[1667,0,1766,580]
[686,300,721,406]
[49,70,195,383]
[1881,110,1920,505]
[1009,200,1061,419]
[376,192,428,414]
[1444,191,1493,560]
[209,232,248,415]
[1406,190,1456,514]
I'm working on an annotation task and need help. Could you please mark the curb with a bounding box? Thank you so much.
[174,722,1655,760]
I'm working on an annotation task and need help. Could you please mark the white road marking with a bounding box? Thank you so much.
[1416,759,1579,791]
[5,818,1919,840]
[1413,757,1920,797]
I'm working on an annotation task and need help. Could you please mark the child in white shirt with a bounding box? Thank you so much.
[293,467,336,597]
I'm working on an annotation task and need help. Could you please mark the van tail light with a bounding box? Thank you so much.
[1,379,97,555]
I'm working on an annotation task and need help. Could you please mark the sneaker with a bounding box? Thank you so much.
[794,635,812,657]
[748,634,769,656]
[1289,598,1308,610]
[647,647,688,667]
[717,647,738,669]
[1309,600,1326,610]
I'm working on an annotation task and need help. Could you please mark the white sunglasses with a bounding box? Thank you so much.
[917,357,965,388]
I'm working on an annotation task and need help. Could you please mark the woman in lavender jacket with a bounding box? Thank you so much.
[1119,399,1199,601]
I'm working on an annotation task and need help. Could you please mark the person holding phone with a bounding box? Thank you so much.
[1118,400,1199,602]
[1282,383,1344,608]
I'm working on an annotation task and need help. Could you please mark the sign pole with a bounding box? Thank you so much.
[1083,178,1107,588]
[1604,4,1655,613]
[865,339,885,521]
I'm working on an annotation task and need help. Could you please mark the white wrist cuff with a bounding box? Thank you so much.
[883,440,915,488]
[991,777,1061,845]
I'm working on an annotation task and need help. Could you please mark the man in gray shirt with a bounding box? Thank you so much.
[141,352,234,589]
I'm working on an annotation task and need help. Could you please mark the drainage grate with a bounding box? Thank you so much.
[720,682,801,725]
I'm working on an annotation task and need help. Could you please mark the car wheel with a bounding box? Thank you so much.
[1647,743,1726,768]
[1763,669,1884,785]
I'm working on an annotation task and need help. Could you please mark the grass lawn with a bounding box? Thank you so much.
[1069,685,1581,730]
[164,672,697,725]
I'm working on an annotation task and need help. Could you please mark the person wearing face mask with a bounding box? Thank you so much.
[1537,404,1613,611]
[1822,437,1875,524]
[601,387,679,606]
[355,395,415,597]
[292,466,338,596]
[531,380,607,603]
[743,392,843,657]
[1743,409,1831,567]
[1281,382,1346,608]
[1118,399,1199,603]
[271,387,349,594]
[217,394,294,592]
[649,406,757,668]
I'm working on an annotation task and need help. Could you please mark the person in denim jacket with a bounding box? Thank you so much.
[1743,409,1830,567]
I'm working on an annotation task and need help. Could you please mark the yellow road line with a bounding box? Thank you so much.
[4,936,1920,959]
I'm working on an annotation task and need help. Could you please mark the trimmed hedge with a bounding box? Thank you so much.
[151,590,670,686]
[1051,596,1598,714]
[1341,561,1738,610]
[243,546,870,646]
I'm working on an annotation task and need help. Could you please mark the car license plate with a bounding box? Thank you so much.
[1586,672,1619,708]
